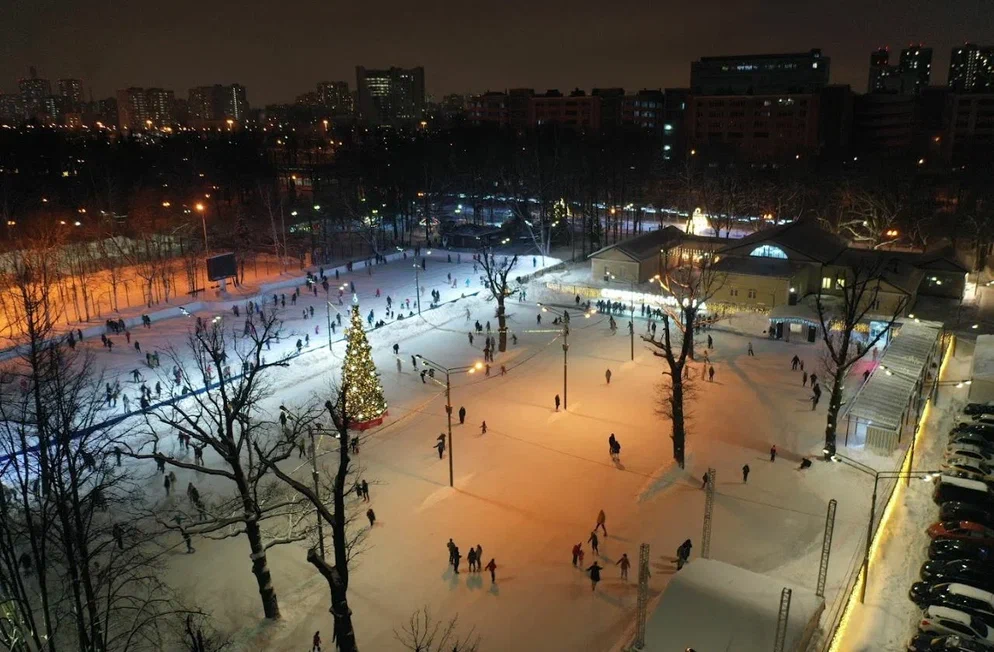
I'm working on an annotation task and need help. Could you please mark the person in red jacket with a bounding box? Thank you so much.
[484,558,497,584]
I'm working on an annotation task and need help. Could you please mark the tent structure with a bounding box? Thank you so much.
[643,559,824,652]
[969,335,994,405]
[842,320,942,451]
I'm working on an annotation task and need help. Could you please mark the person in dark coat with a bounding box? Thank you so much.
[452,546,461,573]
[572,542,582,566]
[742,464,750,483]
[458,406,466,424]
[701,473,709,489]
[770,445,777,462]
[676,539,692,570]
[467,547,478,572]
[366,508,376,527]
[588,531,599,555]
[708,366,715,382]
[554,394,561,411]
[485,558,497,583]
[360,480,369,501]
[586,562,603,590]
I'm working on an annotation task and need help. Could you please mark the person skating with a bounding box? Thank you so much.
[747,342,754,356]
[708,366,715,382]
[608,433,617,456]
[572,542,582,566]
[707,334,713,349]
[458,406,466,424]
[467,547,478,572]
[452,546,462,573]
[617,553,631,580]
[791,354,800,370]
[485,558,497,584]
[447,538,456,566]
[434,435,446,459]
[554,394,561,411]
[586,562,603,590]
[595,509,607,536]
[312,630,322,652]
[164,474,171,496]
[361,479,369,501]
[802,370,808,386]
[605,368,612,384]
[183,529,195,553]
[480,421,487,434]
[676,539,692,570]
[366,508,376,527]
[588,531,599,555]
[770,445,777,462]
[742,464,750,483]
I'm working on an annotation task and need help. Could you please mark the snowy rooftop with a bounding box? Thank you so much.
[846,321,940,430]
[644,559,823,652]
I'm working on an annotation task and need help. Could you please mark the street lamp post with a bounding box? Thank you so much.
[537,304,595,410]
[414,264,421,315]
[195,202,209,255]
[416,356,483,487]
[827,452,940,603]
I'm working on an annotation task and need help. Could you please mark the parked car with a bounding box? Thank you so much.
[964,402,994,417]
[922,560,994,592]
[942,458,994,483]
[952,423,994,441]
[941,503,994,529]
[946,445,994,465]
[949,434,994,454]
[919,605,994,646]
[908,632,994,651]
[929,539,994,564]
[934,476,994,507]
[910,583,994,625]
[928,522,994,545]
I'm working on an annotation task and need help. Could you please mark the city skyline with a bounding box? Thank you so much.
[3,0,993,104]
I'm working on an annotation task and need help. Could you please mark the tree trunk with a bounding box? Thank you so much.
[823,370,846,456]
[497,301,507,352]
[244,518,280,619]
[307,549,357,652]
[670,365,686,468]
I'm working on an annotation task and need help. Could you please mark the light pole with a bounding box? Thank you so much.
[537,303,596,410]
[281,405,326,560]
[826,452,939,603]
[413,250,431,316]
[416,356,483,487]
[195,202,209,255]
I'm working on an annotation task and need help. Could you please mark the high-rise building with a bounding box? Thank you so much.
[19,67,52,119]
[57,78,84,111]
[949,44,994,93]
[0,94,21,124]
[188,84,249,123]
[868,48,892,93]
[690,49,830,95]
[899,46,932,95]
[592,88,626,128]
[116,88,150,130]
[145,88,175,126]
[355,66,425,124]
[317,81,352,115]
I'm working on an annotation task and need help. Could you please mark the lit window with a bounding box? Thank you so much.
[822,277,832,290]
[749,245,788,259]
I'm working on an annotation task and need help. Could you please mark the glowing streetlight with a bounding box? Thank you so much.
[195,203,209,254]
[162,201,171,208]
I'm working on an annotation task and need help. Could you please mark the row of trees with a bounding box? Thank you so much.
[0,244,473,650]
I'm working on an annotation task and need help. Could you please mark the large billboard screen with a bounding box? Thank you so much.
[206,253,237,281]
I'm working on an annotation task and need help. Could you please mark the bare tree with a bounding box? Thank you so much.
[816,259,907,457]
[641,253,725,468]
[821,182,904,249]
[476,248,518,352]
[0,250,192,651]
[254,386,367,652]
[130,310,313,620]
[394,607,480,652]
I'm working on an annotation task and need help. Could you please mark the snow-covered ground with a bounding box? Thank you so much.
[8,251,931,651]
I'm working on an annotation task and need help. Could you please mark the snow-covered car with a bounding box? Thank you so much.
[910,583,994,627]
[921,560,994,592]
[942,458,994,483]
[946,445,994,465]
[919,605,994,646]
[949,434,994,455]
[928,522,994,545]
[952,423,994,442]
[928,539,994,564]
[908,632,994,651]
[941,503,994,530]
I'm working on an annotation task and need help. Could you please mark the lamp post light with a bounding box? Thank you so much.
[195,202,209,255]
[536,303,596,410]
[416,356,484,487]
[826,451,940,603]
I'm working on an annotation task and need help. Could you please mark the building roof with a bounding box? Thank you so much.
[590,226,720,262]
[718,220,849,264]
[713,255,807,278]
[834,248,924,295]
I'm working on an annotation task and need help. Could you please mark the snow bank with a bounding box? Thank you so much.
[645,559,824,652]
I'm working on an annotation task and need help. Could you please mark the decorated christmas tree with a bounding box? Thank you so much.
[341,300,388,429]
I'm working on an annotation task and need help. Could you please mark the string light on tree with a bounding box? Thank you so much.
[341,298,388,429]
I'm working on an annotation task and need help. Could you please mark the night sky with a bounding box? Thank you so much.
[3,0,993,104]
